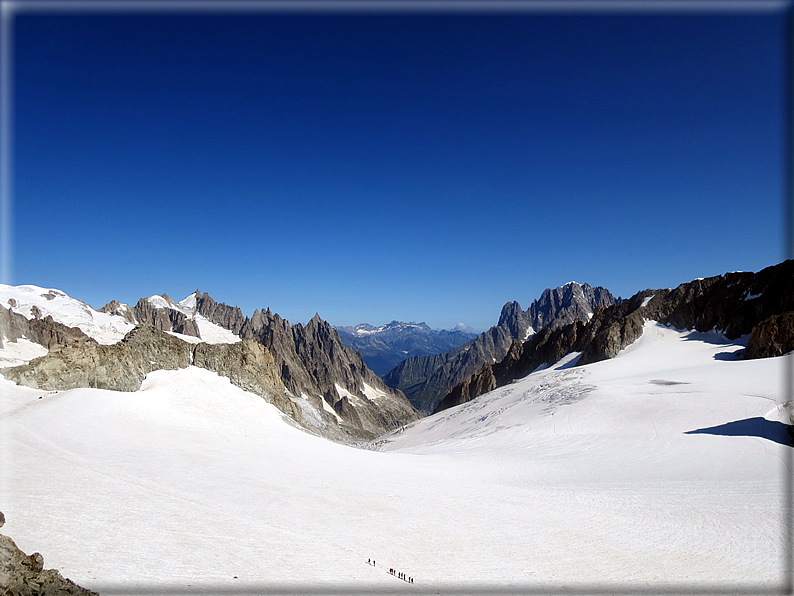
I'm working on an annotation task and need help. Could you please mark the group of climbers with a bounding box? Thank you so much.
[389,567,413,583]
[367,559,414,583]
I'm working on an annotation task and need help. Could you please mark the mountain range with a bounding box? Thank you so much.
[1,263,791,593]
[0,263,792,593]
[0,288,419,442]
[439,260,794,413]
[383,281,619,414]
[334,321,477,376]
[2,263,791,428]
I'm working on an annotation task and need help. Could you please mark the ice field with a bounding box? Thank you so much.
[0,321,790,594]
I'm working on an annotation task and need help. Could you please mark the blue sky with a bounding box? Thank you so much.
[8,4,786,331]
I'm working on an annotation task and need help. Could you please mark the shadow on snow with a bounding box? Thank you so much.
[685,417,794,447]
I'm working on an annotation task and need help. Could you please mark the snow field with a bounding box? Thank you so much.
[0,285,241,349]
[0,338,48,369]
[0,321,789,594]
[0,284,135,344]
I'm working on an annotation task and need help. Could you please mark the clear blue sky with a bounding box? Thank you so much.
[9,4,786,331]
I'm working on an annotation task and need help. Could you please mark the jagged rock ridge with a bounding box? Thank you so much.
[334,320,478,376]
[0,305,90,350]
[187,293,420,439]
[438,260,794,413]
[383,282,618,415]
[1,286,420,441]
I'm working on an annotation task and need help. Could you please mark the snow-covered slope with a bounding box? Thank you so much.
[0,322,788,593]
[150,293,241,344]
[0,284,134,344]
[172,293,241,344]
[0,285,240,347]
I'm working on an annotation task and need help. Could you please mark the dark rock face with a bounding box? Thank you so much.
[745,312,794,359]
[0,305,90,350]
[436,364,496,413]
[3,286,421,441]
[333,395,363,428]
[98,299,137,324]
[0,324,320,432]
[101,294,201,336]
[496,302,532,340]
[132,297,201,338]
[527,282,617,330]
[0,512,97,596]
[384,325,516,415]
[194,291,248,335]
[191,297,421,439]
[335,321,477,376]
[439,261,794,413]
[384,282,618,415]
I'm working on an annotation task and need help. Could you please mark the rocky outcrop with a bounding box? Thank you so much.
[436,364,496,412]
[193,291,248,335]
[99,295,201,338]
[384,282,618,415]
[131,297,200,338]
[383,325,516,415]
[192,339,302,425]
[579,260,794,365]
[0,324,331,434]
[745,312,794,359]
[333,395,363,428]
[439,261,794,412]
[0,305,90,350]
[2,325,192,392]
[436,321,592,413]
[190,297,421,439]
[97,300,136,324]
[247,312,420,439]
[3,285,421,441]
[0,512,97,596]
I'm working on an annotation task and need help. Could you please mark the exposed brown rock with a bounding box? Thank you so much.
[746,312,794,359]
[439,261,794,413]
[386,282,618,415]
[193,300,420,439]
[1,325,191,392]
[435,364,496,413]
[97,300,136,324]
[0,306,90,351]
[132,298,200,338]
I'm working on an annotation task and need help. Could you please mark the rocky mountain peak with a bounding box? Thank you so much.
[1,285,420,443]
[438,260,794,413]
[189,293,420,439]
[497,301,531,339]
[383,281,618,414]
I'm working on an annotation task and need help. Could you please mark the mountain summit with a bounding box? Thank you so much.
[438,260,794,413]
[382,281,618,414]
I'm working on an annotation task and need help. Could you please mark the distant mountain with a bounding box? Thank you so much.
[0,286,419,442]
[382,282,618,415]
[438,260,794,413]
[334,321,478,376]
